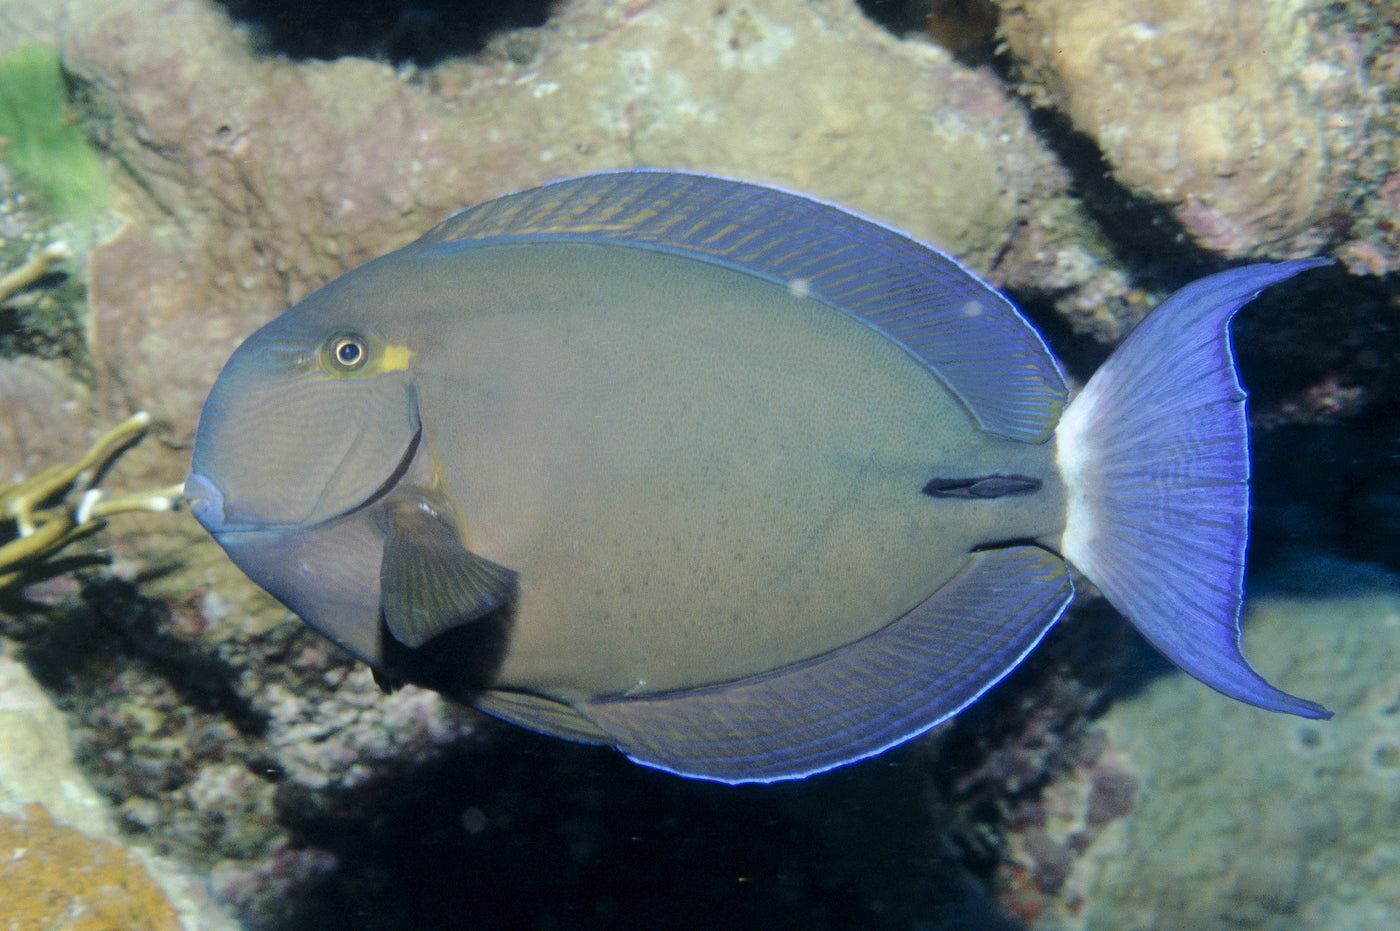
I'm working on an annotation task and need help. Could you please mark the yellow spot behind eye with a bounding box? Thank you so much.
[375,344,414,372]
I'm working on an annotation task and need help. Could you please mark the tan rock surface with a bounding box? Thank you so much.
[999,0,1340,259]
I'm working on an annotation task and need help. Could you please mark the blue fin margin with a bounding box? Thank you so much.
[579,546,1073,784]
[1057,259,1331,720]
[418,170,1068,443]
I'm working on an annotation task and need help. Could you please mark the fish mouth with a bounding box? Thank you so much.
[185,425,423,538]
[184,471,228,534]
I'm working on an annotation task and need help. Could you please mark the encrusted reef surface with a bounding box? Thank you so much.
[996,0,1400,276]
[0,648,236,929]
[1000,0,1332,261]
[0,0,1398,927]
[1006,587,1400,931]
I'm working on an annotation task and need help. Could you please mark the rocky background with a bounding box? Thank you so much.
[0,0,1397,928]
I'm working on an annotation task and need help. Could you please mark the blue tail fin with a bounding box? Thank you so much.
[1056,260,1330,719]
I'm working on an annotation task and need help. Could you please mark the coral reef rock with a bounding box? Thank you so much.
[997,0,1367,261]
[0,649,238,929]
[0,803,181,931]
[59,0,1069,461]
[1037,587,1400,929]
[2,0,1396,923]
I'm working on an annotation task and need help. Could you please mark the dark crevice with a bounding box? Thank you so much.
[13,577,268,736]
[1250,396,1400,583]
[271,725,1023,931]
[214,0,558,67]
[856,0,1000,64]
[85,578,270,735]
[1017,108,1225,291]
[1004,289,1111,385]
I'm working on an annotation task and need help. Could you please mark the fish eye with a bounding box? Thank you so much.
[325,332,369,372]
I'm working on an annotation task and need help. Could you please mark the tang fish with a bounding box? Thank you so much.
[185,170,1329,783]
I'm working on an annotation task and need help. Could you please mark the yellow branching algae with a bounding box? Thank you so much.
[0,241,69,304]
[0,802,180,931]
[0,412,182,589]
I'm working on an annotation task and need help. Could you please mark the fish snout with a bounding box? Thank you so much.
[183,471,228,534]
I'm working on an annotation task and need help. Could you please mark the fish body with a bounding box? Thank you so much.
[186,171,1328,783]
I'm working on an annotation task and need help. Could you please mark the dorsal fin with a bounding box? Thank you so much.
[419,170,1067,443]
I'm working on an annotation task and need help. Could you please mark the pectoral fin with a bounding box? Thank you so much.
[380,504,517,648]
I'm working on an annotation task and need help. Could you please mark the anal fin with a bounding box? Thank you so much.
[580,546,1074,783]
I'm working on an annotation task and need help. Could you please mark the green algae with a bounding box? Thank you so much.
[0,43,107,221]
